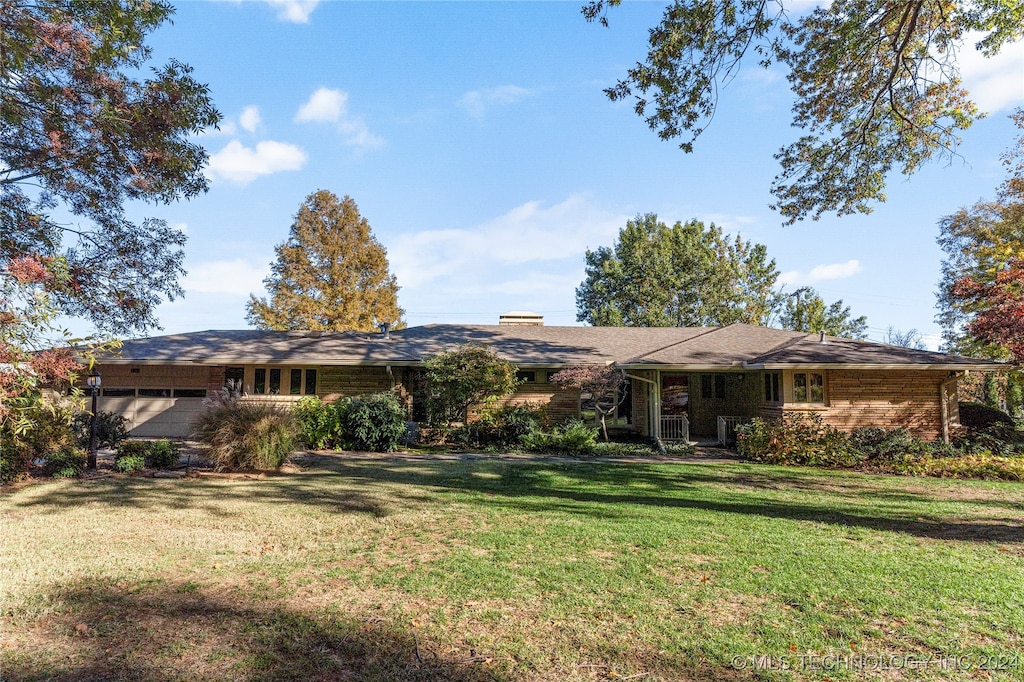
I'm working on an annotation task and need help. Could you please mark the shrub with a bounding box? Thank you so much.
[43,446,87,478]
[336,392,406,452]
[115,440,178,469]
[192,394,298,470]
[0,442,34,485]
[423,344,519,431]
[521,419,598,455]
[72,411,129,449]
[114,455,145,473]
[146,440,180,468]
[2,403,77,484]
[849,427,934,464]
[736,413,859,467]
[481,405,543,446]
[116,440,149,460]
[292,396,341,449]
[916,453,1024,481]
[449,405,546,449]
[959,401,1015,431]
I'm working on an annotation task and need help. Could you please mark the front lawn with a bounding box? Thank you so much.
[2,455,1023,681]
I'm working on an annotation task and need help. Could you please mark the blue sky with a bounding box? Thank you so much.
[112,0,1024,348]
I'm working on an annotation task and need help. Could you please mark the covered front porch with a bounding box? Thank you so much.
[629,369,762,445]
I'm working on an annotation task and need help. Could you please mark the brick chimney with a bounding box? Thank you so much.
[499,311,543,326]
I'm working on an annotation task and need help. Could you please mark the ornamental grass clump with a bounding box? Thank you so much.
[193,391,297,470]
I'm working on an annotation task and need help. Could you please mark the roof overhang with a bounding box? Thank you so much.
[744,362,1009,371]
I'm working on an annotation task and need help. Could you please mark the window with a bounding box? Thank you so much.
[793,372,824,403]
[516,370,536,383]
[545,371,560,383]
[102,388,135,397]
[701,374,726,400]
[764,372,781,403]
[138,388,171,397]
[252,367,317,395]
[174,389,207,398]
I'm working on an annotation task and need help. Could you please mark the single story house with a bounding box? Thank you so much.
[87,316,1004,444]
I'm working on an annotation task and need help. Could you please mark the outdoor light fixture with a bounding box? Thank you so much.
[87,368,101,469]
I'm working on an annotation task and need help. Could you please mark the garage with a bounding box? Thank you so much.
[92,365,220,439]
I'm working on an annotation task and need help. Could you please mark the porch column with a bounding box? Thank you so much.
[652,373,661,442]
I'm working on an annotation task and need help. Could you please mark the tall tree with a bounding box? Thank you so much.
[584,0,1021,224]
[576,214,780,327]
[1,0,218,442]
[247,191,405,332]
[938,110,1024,360]
[937,112,1024,415]
[779,287,868,339]
[1,0,219,335]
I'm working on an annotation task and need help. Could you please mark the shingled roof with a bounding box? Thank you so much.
[99,324,1002,370]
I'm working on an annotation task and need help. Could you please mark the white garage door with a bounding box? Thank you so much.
[100,391,207,438]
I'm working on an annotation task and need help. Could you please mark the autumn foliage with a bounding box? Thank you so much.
[951,260,1024,362]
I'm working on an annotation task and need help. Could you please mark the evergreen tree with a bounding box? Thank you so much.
[575,214,780,327]
[246,191,404,332]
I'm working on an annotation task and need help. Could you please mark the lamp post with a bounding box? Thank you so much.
[86,368,101,469]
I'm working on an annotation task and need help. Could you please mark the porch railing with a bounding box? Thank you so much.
[661,415,690,442]
[717,416,752,447]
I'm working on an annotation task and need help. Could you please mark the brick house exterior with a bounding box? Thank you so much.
[89,324,1002,442]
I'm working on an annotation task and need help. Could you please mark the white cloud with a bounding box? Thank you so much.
[295,87,384,149]
[296,87,347,123]
[185,259,270,297]
[239,105,262,133]
[206,139,307,184]
[779,259,862,286]
[958,35,1024,113]
[338,118,384,149]
[172,222,189,235]
[263,0,319,23]
[388,195,627,290]
[459,85,534,119]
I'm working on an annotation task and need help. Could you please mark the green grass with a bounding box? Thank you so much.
[2,455,1023,681]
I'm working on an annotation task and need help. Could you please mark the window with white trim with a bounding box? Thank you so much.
[792,371,824,404]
